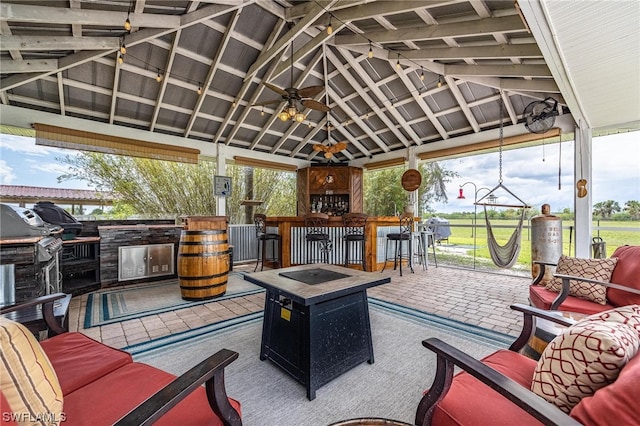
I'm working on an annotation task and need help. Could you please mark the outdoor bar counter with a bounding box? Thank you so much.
[265,216,413,272]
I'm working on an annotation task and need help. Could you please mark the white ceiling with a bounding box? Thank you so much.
[1,0,638,166]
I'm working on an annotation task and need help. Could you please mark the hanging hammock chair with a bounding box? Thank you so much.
[482,204,526,268]
[475,93,530,268]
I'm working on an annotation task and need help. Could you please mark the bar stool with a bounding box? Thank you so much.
[303,212,332,264]
[254,214,281,272]
[381,213,414,276]
[342,213,368,270]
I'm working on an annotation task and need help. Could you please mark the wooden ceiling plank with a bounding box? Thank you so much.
[334,15,525,45]
[0,2,179,28]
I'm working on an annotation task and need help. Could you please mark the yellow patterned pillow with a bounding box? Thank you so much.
[546,255,618,304]
[0,318,64,425]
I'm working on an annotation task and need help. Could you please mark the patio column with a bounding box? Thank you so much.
[574,122,593,258]
[408,146,419,215]
[216,143,227,216]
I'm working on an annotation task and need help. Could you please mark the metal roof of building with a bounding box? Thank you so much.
[0,185,115,205]
[0,0,638,168]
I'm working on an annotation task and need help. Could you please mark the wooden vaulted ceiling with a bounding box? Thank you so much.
[0,0,637,166]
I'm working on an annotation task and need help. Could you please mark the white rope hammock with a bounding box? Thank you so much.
[483,206,526,268]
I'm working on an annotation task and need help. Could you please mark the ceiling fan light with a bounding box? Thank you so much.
[287,106,297,117]
[324,152,332,159]
[279,111,290,122]
[295,112,305,122]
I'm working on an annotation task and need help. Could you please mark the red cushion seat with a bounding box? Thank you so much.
[63,362,241,425]
[529,285,615,314]
[432,349,542,426]
[40,332,132,394]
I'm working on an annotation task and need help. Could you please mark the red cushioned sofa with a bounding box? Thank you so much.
[529,245,640,314]
[414,304,640,426]
[1,293,242,426]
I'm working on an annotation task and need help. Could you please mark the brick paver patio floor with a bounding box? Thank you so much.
[67,262,531,349]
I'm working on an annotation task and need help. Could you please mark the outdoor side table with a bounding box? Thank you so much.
[244,264,390,400]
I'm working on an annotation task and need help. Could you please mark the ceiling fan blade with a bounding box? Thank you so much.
[334,141,348,151]
[252,99,280,107]
[298,85,324,98]
[263,82,288,96]
[302,99,330,112]
[312,144,326,152]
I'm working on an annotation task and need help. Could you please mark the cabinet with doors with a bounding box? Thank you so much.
[297,166,363,216]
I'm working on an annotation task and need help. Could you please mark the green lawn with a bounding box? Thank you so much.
[430,219,640,272]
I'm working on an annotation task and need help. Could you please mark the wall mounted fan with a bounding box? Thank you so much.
[253,43,330,118]
[523,97,559,134]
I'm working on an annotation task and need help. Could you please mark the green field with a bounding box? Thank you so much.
[429,219,640,273]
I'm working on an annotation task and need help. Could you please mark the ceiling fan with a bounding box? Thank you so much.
[523,97,559,134]
[253,43,330,121]
[312,122,348,159]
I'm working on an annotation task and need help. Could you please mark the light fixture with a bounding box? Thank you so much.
[420,66,425,81]
[278,110,290,122]
[197,85,202,95]
[232,100,237,108]
[327,16,333,35]
[119,42,126,55]
[368,42,373,59]
[396,54,401,70]
[295,112,305,122]
[124,1,132,31]
[155,69,162,83]
[118,54,124,65]
[261,107,265,117]
[437,76,443,88]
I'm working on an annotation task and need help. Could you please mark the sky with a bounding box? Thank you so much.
[0,131,638,214]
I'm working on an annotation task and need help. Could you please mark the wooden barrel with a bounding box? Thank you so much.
[178,229,229,301]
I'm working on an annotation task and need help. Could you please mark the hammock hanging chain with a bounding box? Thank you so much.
[498,93,503,184]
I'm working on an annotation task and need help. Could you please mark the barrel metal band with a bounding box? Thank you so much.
[179,281,227,290]
[179,239,228,245]
[178,249,230,257]
[178,271,229,280]
[182,230,226,235]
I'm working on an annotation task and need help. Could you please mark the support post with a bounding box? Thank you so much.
[216,143,227,216]
[574,123,592,258]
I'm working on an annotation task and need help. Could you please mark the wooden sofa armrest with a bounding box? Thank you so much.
[550,274,640,310]
[0,292,68,336]
[531,261,557,286]
[415,338,580,426]
[508,303,574,352]
[115,348,242,426]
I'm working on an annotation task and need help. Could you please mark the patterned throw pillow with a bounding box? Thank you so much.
[531,320,639,413]
[546,255,618,304]
[576,305,640,336]
[0,318,64,425]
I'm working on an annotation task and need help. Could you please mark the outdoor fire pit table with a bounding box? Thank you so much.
[244,264,390,400]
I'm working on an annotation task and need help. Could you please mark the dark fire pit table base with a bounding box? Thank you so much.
[244,264,390,400]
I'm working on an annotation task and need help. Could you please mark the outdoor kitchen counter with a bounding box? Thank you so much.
[97,224,183,286]
[265,216,413,272]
